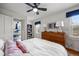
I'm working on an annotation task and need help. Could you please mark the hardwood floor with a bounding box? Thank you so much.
[66,48,79,56]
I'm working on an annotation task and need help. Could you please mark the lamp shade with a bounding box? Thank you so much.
[56,21,64,27]
[56,22,60,26]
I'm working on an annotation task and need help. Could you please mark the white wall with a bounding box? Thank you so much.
[0,14,13,41]
[21,18,27,40]
[32,5,79,38]
[0,14,5,40]
[0,7,27,40]
[32,5,79,50]
[0,8,26,20]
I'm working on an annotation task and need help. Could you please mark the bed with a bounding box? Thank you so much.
[0,38,67,56]
[22,38,68,56]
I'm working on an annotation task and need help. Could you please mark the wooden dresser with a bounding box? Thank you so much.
[42,31,65,46]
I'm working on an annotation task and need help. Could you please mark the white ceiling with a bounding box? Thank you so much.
[0,3,78,21]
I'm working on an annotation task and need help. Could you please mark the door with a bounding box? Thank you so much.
[4,15,13,40]
[0,14,4,40]
[13,20,22,41]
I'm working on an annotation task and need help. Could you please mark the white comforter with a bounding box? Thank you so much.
[22,38,68,56]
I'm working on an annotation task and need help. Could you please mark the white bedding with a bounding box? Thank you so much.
[22,38,68,56]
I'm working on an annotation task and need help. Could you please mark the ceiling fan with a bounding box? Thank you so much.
[25,3,47,15]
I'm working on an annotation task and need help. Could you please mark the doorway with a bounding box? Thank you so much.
[34,21,41,38]
[13,19,22,41]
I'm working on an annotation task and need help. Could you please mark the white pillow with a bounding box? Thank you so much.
[0,49,4,56]
[0,39,4,50]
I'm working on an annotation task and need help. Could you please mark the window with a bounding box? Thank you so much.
[66,9,79,36]
[35,24,41,34]
[71,15,79,36]
[35,21,41,34]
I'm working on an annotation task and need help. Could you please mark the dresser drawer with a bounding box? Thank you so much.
[42,31,65,46]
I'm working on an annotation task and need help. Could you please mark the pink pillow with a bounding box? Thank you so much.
[16,41,28,53]
[5,40,23,56]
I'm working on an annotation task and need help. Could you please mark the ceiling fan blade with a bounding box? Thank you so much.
[36,12,39,15]
[33,3,37,7]
[38,8,47,11]
[37,3,40,6]
[27,9,33,12]
[25,3,34,8]
[33,3,40,8]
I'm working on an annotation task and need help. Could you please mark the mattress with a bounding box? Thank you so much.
[22,38,68,56]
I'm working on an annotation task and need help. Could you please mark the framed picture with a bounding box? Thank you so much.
[48,23,56,29]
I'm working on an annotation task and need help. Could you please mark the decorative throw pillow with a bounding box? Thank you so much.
[16,41,28,53]
[5,40,23,56]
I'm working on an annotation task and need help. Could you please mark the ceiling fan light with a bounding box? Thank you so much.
[33,8,38,12]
